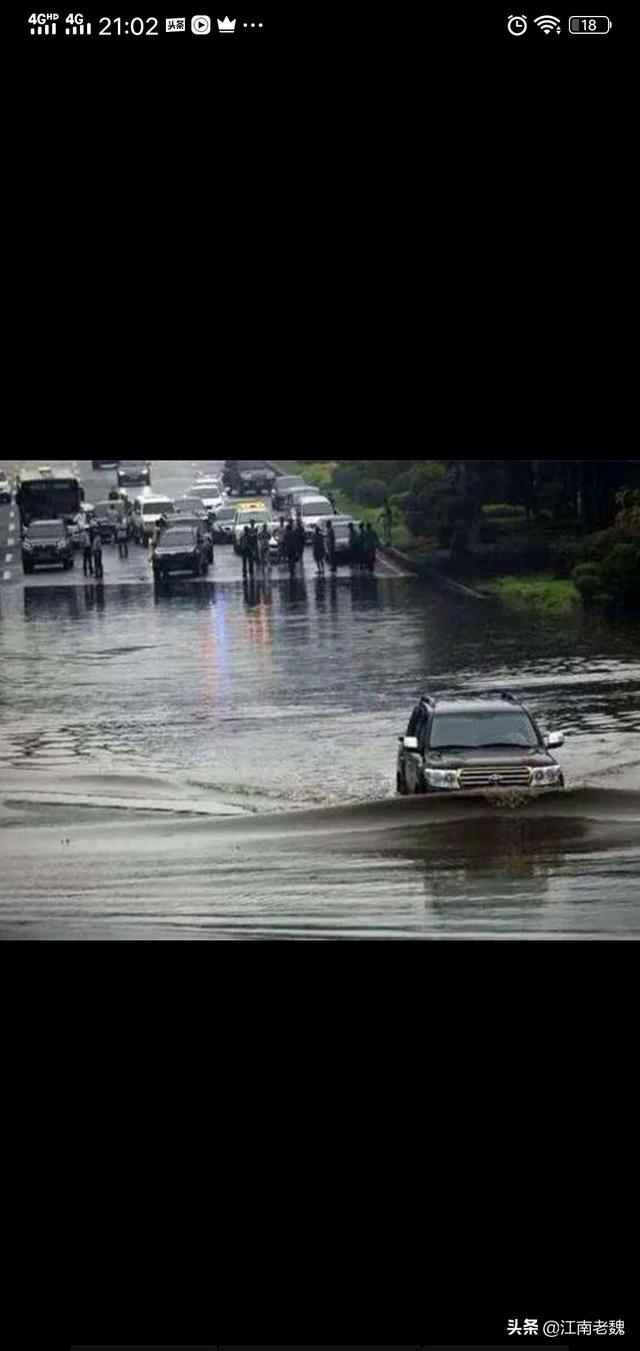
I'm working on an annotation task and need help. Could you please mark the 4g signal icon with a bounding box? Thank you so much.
[65,13,92,33]
[28,13,59,34]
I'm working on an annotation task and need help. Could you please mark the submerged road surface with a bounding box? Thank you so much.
[1,459,640,938]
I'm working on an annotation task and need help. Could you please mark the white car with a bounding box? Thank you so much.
[131,494,176,542]
[296,495,336,540]
[195,474,223,492]
[188,482,225,512]
[0,473,12,505]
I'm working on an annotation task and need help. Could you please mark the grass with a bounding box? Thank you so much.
[479,572,581,615]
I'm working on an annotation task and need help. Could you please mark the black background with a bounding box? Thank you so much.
[2,7,634,1335]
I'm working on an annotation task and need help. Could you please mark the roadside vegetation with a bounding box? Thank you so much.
[276,458,640,614]
[479,574,580,616]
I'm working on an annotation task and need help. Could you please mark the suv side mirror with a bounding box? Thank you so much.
[544,731,565,748]
[402,735,419,751]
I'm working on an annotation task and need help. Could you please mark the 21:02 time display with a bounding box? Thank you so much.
[99,16,159,34]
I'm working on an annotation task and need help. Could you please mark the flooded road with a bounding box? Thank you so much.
[1,459,640,938]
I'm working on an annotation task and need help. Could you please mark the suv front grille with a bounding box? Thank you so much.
[458,765,532,789]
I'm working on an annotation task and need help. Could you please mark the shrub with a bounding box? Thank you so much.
[548,539,583,577]
[332,464,361,495]
[358,478,389,508]
[572,563,603,603]
[599,542,640,606]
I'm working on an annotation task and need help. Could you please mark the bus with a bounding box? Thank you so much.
[16,468,84,528]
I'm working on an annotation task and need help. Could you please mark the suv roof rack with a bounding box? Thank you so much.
[418,690,524,709]
[485,689,521,704]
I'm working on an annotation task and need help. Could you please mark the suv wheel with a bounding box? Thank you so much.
[414,770,426,795]
[396,766,407,796]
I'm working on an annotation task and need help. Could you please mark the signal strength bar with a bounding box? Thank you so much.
[66,22,91,33]
[31,22,57,34]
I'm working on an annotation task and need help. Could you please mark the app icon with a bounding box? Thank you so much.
[191,15,211,34]
[507,15,528,35]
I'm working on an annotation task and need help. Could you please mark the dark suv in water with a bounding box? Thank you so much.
[396,691,565,795]
[152,525,209,580]
[22,519,75,573]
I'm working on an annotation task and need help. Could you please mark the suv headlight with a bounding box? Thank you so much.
[424,769,461,789]
[530,766,563,785]
[56,540,67,550]
[23,541,33,552]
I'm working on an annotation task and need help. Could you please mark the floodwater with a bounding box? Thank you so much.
[1,460,640,938]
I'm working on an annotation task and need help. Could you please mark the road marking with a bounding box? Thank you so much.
[5,553,13,563]
[3,571,10,581]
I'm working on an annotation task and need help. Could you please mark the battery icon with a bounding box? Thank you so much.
[569,16,612,32]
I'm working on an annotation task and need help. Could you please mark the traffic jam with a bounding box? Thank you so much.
[0,459,402,588]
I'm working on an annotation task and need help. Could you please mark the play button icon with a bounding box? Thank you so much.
[191,15,211,34]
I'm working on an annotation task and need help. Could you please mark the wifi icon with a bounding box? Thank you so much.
[534,14,561,33]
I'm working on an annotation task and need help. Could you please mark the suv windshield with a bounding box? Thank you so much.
[430,711,539,750]
[27,523,65,539]
[301,499,331,516]
[237,510,270,525]
[161,530,194,547]
[143,502,174,516]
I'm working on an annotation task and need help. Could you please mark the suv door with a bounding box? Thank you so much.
[402,705,427,793]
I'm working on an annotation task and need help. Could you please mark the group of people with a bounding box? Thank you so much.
[238,522,277,579]
[313,520,379,576]
[240,515,380,579]
[79,515,129,578]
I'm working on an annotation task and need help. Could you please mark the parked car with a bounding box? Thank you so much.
[174,496,208,517]
[210,504,238,543]
[321,515,359,567]
[282,485,318,516]
[232,500,274,550]
[239,467,277,495]
[195,473,224,495]
[166,511,214,562]
[92,459,119,470]
[272,475,306,512]
[396,690,565,796]
[188,481,225,512]
[117,460,151,487]
[131,494,175,543]
[22,519,74,574]
[152,525,209,580]
[296,494,336,540]
[0,473,12,505]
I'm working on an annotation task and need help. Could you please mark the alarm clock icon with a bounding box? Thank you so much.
[507,14,528,34]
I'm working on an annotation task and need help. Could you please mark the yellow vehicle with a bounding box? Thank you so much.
[232,499,272,549]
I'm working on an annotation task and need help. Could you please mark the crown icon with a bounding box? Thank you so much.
[217,16,236,31]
